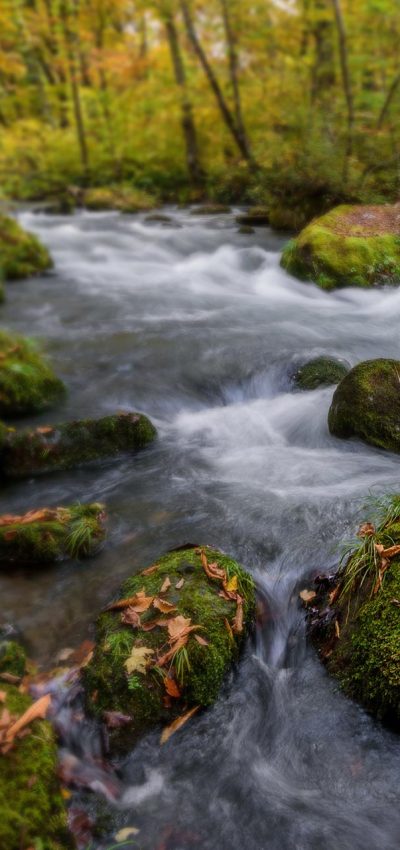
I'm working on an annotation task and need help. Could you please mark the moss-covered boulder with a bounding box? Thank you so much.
[236,206,269,227]
[84,545,255,749]
[305,495,400,726]
[0,637,26,678]
[0,503,106,566]
[0,683,71,850]
[0,331,65,417]
[328,359,400,453]
[293,356,349,390]
[84,186,157,213]
[0,214,52,286]
[281,204,400,290]
[191,204,231,215]
[1,411,156,477]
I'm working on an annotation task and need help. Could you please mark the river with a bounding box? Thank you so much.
[2,207,400,849]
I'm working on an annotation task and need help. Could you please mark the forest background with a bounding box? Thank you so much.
[0,0,399,228]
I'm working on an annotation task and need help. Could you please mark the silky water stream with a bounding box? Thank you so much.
[1,207,400,849]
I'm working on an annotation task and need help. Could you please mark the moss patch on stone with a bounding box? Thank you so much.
[0,213,52,282]
[0,683,71,850]
[84,545,255,750]
[84,185,157,213]
[307,495,400,725]
[0,502,106,566]
[0,330,65,417]
[281,204,400,290]
[2,411,157,478]
[0,639,26,677]
[328,358,400,453]
[293,356,349,390]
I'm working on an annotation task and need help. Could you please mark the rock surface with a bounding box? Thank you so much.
[281,204,400,289]
[328,359,400,453]
[84,545,255,750]
[1,411,156,477]
[0,213,52,286]
[0,330,65,417]
[293,356,349,390]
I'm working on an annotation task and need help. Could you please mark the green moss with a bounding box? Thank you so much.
[0,213,52,281]
[281,205,400,290]
[0,684,71,850]
[293,356,349,390]
[0,639,26,677]
[84,546,255,750]
[328,358,400,453]
[0,331,65,417]
[84,185,157,213]
[191,204,231,215]
[0,502,106,566]
[2,411,157,477]
[236,206,269,226]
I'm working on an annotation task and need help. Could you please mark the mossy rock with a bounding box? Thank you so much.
[293,356,349,390]
[84,545,255,750]
[281,204,400,290]
[0,331,65,417]
[306,496,400,725]
[0,638,26,677]
[0,502,106,566]
[84,186,157,213]
[2,411,157,478]
[190,204,231,215]
[236,206,269,227]
[238,225,255,235]
[145,213,173,223]
[0,213,52,282]
[0,683,71,850]
[328,359,400,453]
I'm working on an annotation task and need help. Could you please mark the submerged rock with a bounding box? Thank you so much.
[293,356,349,390]
[0,213,52,285]
[0,682,71,850]
[190,204,231,215]
[145,213,173,223]
[281,204,400,290]
[1,411,157,477]
[0,503,106,566]
[84,545,255,750]
[236,206,269,227]
[305,496,400,726]
[238,225,255,235]
[328,359,400,453]
[84,186,157,213]
[0,331,65,417]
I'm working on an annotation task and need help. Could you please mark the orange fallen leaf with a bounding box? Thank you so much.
[381,544,400,559]
[36,426,54,435]
[160,577,171,593]
[157,635,189,667]
[106,589,154,612]
[121,607,141,628]
[194,634,209,646]
[0,691,6,703]
[224,618,234,642]
[164,676,181,698]
[299,589,317,604]
[141,564,159,576]
[358,522,375,538]
[232,598,243,634]
[153,598,177,614]
[5,693,51,743]
[160,705,199,744]
[328,585,341,605]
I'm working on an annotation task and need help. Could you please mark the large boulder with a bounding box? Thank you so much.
[0,214,52,288]
[84,545,255,750]
[0,331,65,417]
[1,411,157,477]
[328,359,400,453]
[281,204,400,290]
[0,503,106,566]
[305,495,400,726]
[293,356,349,390]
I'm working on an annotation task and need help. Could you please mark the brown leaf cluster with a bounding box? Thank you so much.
[373,542,400,594]
[199,548,244,634]
[0,693,51,755]
[0,507,71,528]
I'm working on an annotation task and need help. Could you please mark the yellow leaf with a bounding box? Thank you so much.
[115,827,140,841]
[225,575,238,592]
[299,589,316,604]
[124,646,154,675]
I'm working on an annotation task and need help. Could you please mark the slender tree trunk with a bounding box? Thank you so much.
[165,13,205,186]
[377,71,400,129]
[219,0,251,159]
[330,0,354,181]
[179,0,254,164]
[60,0,90,175]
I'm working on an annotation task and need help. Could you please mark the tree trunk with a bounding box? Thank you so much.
[60,0,90,175]
[165,13,205,186]
[179,0,254,164]
[330,0,354,181]
[219,0,251,159]
[377,71,400,129]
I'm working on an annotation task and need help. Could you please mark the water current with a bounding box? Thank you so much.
[2,207,400,849]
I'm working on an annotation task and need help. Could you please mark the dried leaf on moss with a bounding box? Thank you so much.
[160,705,199,744]
[160,577,171,593]
[175,578,185,589]
[106,589,154,612]
[121,608,141,628]
[124,646,154,675]
[299,589,316,604]
[153,598,176,613]
[164,676,181,698]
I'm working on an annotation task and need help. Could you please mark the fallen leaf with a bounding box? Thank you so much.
[194,634,209,646]
[164,676,181,698]
[106,590,154,612]
[103,711,133,728]
[157,636,188,667]
[0,672,20,684]
[160,577,171,593]
[4,693,51,744]
[225,575,238,593]
[37,426,54,435]
[335,619,340,638]
[141,618,169,631]
[0,691,6,702]
[124,646,154,675]
[160,705,199,744]
[299,589,317,604]
[224,618,234,642]
[153,598,177,613]
[381,544,400,559]
[328,585,341,605]
[358,522,375,538]
[121,607,141,628]
[232,598,243,634]
[141,564,159,576]
[391,598,400,607]
[175,578,185,589]
[115,827,140,841]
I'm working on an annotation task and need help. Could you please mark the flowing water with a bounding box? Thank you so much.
[2,207,400,849]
